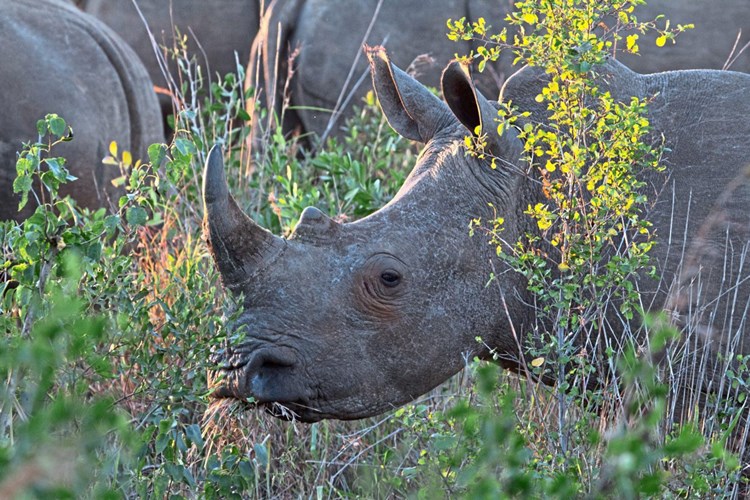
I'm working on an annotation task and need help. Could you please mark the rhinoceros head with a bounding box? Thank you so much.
[204,46,530,421]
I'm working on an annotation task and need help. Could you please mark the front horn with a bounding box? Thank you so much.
[203,145,285,291]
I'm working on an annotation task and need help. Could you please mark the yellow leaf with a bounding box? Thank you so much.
[109,141,118,157]
[655,35,667,47]
[111,175,127,188]
[535,93,545,103]
[122,150,132,167]
[626,34,639,53]
[531,357,545,367]
[522,12,538,24]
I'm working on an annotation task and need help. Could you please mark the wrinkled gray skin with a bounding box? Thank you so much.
[0,0,163,221]
[206,45,750,424]
[80,0,261,114]
[250,0,749,140]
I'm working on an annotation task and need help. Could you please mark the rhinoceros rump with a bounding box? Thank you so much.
[0,0,163,220]
[207,46,750,429]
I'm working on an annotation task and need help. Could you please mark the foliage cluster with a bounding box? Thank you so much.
[450,0,747,497]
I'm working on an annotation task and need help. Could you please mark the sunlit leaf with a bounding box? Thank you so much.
[522,12,538,24]
[122,150,132,167]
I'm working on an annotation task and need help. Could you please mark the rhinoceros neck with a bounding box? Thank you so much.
[358,133,534,240]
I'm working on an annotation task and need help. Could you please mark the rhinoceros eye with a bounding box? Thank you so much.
[380,270,401,287]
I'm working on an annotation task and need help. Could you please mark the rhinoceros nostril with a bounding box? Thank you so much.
[246,347,303,404]
[255,347,297,369]
[210,345,301,402]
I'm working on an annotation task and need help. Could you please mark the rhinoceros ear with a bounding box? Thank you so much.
[203,145,285,292]
[366,45,452,143]
[442,60,521,157]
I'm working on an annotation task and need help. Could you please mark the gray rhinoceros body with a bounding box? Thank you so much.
[0,0,163,221]
[252,0,509,140]
[618,0,750,73]
[80,0,261,113]
[252,0,749,140]
[206,45,750,424]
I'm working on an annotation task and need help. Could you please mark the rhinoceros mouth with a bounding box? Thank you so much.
[209,344,316,410]
[261,401,325,422]
[209,344,394,422]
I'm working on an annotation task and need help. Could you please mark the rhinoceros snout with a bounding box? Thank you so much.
[210,345,306,405]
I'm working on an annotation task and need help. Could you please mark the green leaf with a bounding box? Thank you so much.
[103,214,120,234]
[48,115,67,137]
[236,108,251,121]
[148,143,167,167]
[185,423,204,447]
[664,427,703,456]
[174,137,196,156]
[126,206,148,226]
[13,174,32,211]
[253,443,268,468]
[36,119,47,136]
[238,460,255,480]
[110,175,127,188]
[154,429,170,454]
[45,157,70,181]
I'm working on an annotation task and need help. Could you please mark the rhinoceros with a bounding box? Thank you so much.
[205,45,750,432]
[0,0,163,221]
[249,0,750,141]
[249,0,506,142]
[79,0,262,115]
